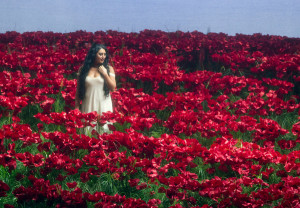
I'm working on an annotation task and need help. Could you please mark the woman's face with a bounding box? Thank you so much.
[94,48,107,65]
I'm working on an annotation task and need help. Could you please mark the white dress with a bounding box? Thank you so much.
[81,73,115,134]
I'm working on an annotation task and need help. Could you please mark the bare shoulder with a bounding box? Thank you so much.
[109,65,115,74]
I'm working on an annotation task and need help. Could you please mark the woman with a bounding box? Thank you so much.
[75,43,116,134]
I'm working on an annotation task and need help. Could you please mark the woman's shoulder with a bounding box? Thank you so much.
[108,65,115,74]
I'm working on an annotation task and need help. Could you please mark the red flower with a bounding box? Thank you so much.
[136,182,147,190]
[147,168,158,178]
[206,168,215,174]
[278,139,296,150]
[37,142,51,152]
[80,172,90,183]
[292,121,300,137]
[39,98,55,114]
[262,167,274,180]
[276,170,288,177]
[128,179,140,187]
[0,180,10,197]
[56,174,67,182]
[66,182,77,189]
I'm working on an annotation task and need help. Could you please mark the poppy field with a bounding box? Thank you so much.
[0,30,300,207]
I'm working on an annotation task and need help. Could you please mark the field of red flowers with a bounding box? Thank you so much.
[0,30,300,208]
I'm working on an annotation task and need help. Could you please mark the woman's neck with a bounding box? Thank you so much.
[92,63,101,68]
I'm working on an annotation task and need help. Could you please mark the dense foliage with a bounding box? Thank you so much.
[0,30,299,208]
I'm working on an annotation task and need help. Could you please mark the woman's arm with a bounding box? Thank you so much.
[98,65,117,91]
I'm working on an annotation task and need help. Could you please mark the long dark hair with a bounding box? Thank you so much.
[78,43,110,100]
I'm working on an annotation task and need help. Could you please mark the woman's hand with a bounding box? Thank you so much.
[98,65,108,76]
[99,66,116,91]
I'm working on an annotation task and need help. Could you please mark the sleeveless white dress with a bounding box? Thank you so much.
[81,73,115,134]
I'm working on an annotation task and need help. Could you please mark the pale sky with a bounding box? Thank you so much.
[0,0,299,37]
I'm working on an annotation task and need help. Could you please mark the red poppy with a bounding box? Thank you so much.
[66,182,77,189]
